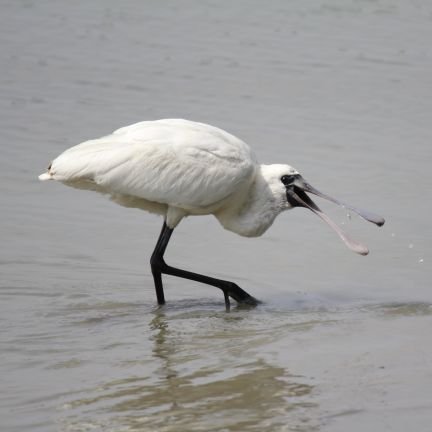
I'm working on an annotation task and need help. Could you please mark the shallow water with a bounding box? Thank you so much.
[1,0,431,431]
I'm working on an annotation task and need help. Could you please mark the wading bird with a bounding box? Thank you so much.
[39,119,384,307]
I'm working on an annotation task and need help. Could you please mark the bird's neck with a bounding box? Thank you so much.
[215,165,284,237]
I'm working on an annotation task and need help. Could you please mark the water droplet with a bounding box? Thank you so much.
[346,212,351,220]
[391,233,396,237]
[409,243,414,249]
[419,258,424,263]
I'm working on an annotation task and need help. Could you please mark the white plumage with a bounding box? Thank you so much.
[39,119,384,306]
[39,119,298,236]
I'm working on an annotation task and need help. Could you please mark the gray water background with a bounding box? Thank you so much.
[1,0,431,431]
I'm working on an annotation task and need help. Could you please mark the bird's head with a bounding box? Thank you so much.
[263,164,385,255]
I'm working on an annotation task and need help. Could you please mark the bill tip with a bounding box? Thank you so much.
[354,245,369,256]
[377,218,385,227]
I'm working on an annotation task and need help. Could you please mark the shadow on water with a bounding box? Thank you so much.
[59,302,318,432]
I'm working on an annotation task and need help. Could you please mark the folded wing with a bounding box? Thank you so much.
[46,119,257,210]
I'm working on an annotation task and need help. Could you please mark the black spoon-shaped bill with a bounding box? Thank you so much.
[286,176,385,255]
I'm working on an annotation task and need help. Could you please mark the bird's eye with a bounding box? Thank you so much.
[281,175,295,185]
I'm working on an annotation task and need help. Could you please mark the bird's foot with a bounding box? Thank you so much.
[223,282,260,308]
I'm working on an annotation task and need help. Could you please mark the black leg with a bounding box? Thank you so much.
[150,222,259,307]
[150,222,173,305]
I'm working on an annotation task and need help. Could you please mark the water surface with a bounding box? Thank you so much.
[1,1,431,431]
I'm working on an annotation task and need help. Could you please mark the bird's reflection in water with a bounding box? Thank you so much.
[59,302,318,431]
[109,306,317,431]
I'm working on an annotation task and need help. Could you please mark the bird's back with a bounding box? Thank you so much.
[41,119,257,211]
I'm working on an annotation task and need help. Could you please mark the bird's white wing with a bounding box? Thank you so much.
[49,119,257,209]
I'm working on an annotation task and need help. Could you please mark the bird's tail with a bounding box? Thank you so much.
[39,162,53,181]
[39,172,52,181]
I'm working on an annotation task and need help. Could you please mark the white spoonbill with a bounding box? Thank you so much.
[39,119,385,307]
